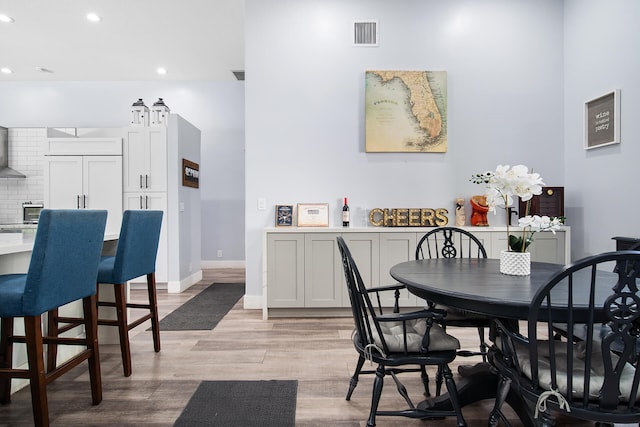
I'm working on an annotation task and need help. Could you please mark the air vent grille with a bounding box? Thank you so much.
[232,70,245,81]
[354,21,378,46]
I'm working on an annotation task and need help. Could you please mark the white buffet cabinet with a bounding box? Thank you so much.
[263,226,571,318]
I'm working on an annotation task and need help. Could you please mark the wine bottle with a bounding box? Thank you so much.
[342,197,350,227]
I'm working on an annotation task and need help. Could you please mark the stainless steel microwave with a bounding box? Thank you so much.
[23,202,44,224]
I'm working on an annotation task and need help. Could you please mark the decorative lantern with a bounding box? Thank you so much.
[150,98,170,126]
[130,98,149,127]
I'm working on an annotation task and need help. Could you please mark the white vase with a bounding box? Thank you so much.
[500,250,531,276]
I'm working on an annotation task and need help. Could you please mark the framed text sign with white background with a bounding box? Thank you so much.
[297,203,329,227]
[584,89,620,150]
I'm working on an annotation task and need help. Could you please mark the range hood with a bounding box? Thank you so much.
[0,126,26,178]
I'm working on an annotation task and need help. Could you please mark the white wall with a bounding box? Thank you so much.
[0,81,245,264]
[563,0,640,259]
[245,0,566,307]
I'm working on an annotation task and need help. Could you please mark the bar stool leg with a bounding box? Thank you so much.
[113,284,132,377]
[146,273,161,352]
[46,309,59,373]
[83,295,102,404]
[0,317,14,404]
[24,316,48,427]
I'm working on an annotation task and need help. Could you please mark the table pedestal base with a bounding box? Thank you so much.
[417,363,535,427]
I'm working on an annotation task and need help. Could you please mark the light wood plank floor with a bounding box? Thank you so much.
[0,269,589,426]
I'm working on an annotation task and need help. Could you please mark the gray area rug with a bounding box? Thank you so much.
[174,380,297,427]
[158,283,244,330]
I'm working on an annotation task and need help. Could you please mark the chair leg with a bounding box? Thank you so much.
[113,284,132,377]
[440,364,467,427]
[46,309,59,373]
[24,316,49,427]
[83,295,102,405]
[346,355,365,400]
[0,317,14,404]
[420,365,431,397]
[367,364,386,427]
[489,373,511,427]
[477,326,487,362]
[146,273,161,353]
[435,365,444,396]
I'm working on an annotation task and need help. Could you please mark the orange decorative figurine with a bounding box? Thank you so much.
[470,195,490,226]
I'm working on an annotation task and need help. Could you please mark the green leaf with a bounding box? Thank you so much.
[509,234,533,252]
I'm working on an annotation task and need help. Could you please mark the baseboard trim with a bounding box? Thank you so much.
[201,260,246,269]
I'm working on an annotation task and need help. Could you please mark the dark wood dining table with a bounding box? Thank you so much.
[389,258,570,427]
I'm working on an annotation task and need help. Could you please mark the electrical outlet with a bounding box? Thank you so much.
[217,250,223,258]
[258,198,266,210]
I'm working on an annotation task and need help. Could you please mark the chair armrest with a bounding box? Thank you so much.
[366,283,407,313]
[365,283,406,294]
[376,308,445,323]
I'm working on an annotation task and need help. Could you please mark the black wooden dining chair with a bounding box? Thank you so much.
[488,251,640,426]
[337,236,467,427]
[415,227,492,360]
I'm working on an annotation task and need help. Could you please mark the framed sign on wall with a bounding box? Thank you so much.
[584,89,620,150]
[182,159,200,188]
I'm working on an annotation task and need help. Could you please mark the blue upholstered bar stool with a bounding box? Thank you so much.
[0,209,107,427]
[95,210,163,377]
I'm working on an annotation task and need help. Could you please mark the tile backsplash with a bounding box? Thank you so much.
[0,128,46,224]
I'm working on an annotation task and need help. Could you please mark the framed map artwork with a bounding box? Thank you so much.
[365,70,447,153]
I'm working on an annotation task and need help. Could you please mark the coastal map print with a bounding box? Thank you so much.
[365,70,447,152]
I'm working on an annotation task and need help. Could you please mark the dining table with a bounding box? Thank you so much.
[388,257,575,427]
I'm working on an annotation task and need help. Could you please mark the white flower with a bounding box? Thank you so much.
[472,164,561,252]
[518,215,562,234]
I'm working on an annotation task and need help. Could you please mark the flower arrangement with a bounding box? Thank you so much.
[471,164,563,253]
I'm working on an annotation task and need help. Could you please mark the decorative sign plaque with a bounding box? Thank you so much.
[369,208,448,227]
[182,159,200,188]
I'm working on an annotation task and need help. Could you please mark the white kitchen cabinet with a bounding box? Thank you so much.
[44,138,123,236]
[122,127,167,193]
[263,227,571,318]
[122,115,202,292]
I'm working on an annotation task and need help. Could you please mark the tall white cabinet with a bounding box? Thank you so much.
[44,137,123,235]
[122,114,202,293]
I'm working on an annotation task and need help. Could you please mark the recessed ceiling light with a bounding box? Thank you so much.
[35,67,54,74]
[86,13,101,22]
[156,67,167,75]
[0,14,14,23]
[1,68,12,74]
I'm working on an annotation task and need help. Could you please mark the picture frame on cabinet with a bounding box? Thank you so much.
[297,203,329,227]
[276,205,294,227]
[584,89,620,150]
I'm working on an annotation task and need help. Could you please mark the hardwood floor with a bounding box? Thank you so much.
[0,269,587,426]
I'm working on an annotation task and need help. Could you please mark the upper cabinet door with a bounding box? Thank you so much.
[83,156,122,235]
[123,128,167,193]
[44,156,84,209]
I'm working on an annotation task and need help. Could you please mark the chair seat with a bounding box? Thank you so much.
[509,338,637,401]
[96,256,117,283]
[0,274,27,317]
[373,317,460,353]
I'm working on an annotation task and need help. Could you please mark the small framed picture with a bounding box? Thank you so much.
[584,89,620,150]
[276,205,294,227]
[297,203,329,227]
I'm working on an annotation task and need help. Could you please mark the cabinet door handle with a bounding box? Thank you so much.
[145,195,149,209]
[77,195,81,209]
[83,194,87,208]
[145,174,149,188]
[140,195,144,210]
[139,175,143,189]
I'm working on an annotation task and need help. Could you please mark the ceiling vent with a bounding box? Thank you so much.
[232,70,245,81]
[353,21,378,46]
